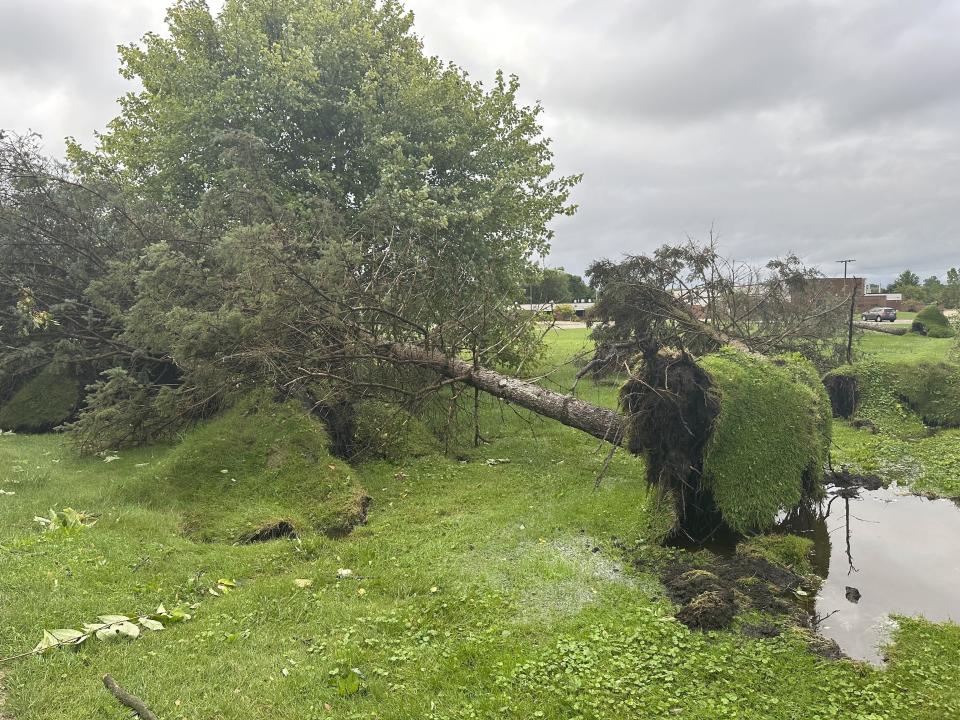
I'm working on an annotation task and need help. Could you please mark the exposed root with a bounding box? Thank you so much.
[102,675,158,720]
[620,348,723,535]
[824,374,858,418]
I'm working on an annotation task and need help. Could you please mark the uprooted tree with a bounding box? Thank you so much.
[2,0,833,541]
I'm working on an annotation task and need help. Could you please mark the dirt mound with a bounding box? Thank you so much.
[658,551,810,631]
[676,589,737,630]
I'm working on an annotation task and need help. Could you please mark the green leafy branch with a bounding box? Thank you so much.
[34,507,98,532]
[0,604,192,665]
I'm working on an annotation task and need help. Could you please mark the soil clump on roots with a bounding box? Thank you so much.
[621,349,723,536]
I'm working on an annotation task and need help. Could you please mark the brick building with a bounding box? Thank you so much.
[807,277,902,312]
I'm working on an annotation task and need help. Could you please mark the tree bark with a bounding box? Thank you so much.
[385,343,626,445]
[852,321,908,336]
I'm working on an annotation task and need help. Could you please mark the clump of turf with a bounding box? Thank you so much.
[698,350,831,533]
[738,534,814,574]
[0,365,80,432]
[622,348,831,535]
[129,391,368,543]
[824,360,960,433]
[912,305,955,338]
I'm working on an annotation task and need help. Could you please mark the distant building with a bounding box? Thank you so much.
[518,301,594,318]
[806,277,902,312]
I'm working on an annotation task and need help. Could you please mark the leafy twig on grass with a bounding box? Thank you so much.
[33,507,98,532]
[102,675,159,720]
[0,604,192,665]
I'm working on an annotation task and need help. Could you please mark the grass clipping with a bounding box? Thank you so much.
[128,391,369,543]
[622,347,830,534]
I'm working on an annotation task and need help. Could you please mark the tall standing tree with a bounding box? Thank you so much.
[888,269,921,293]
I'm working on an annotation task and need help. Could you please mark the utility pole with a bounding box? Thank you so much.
[836,259,856,279]
[846,281,858,365]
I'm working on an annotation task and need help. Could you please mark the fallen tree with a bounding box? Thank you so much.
[383,343,626,445]
[383,341,831,538]
[852,321,908,336]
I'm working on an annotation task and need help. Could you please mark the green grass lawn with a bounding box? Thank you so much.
[855,331,955,363]
[1,329,959,719]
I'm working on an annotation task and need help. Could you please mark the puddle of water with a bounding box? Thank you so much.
[780,484,960,664]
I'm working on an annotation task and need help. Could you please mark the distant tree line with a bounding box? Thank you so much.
[523,268,592,304]
[885,268,960,308]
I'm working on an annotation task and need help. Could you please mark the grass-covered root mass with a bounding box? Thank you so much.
[911,304,956,338]
[0,365,80,433]
[700,350,831,533]
[623,348,831,535]
[825,357,960,496]
[124,391,369,543]
[824,360,960,432]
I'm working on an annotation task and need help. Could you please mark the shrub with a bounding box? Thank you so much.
[552,303,576,321]
[67,368,183,454]
[0,365,80,432]
[912,305,955,338]
[824,360,960,435]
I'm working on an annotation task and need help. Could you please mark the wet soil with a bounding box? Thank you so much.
[647,473,960,663]
[636,545,816,637]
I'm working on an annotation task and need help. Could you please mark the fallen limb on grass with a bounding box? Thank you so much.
[103,675,159,720]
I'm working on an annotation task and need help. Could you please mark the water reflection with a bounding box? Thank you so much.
[780,484,960,664]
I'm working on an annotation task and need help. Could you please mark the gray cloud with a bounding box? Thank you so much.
[2,0,958,284]
[408,0,960,283]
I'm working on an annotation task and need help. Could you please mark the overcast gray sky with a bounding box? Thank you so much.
[2,0,959,284]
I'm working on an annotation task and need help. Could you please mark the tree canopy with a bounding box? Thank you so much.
[1,0,578,444]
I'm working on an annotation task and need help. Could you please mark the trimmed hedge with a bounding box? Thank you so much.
[0,365,80,432]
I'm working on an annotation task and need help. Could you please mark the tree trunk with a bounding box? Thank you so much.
[385,343,626,445]
[852,321,908,336]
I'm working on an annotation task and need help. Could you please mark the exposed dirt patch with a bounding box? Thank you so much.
[851,418,877,433]
[240,520,299,544]
[633,544,854,659]
[675,588,737,630]
[830,469,883,492]
[824,373,858,418]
